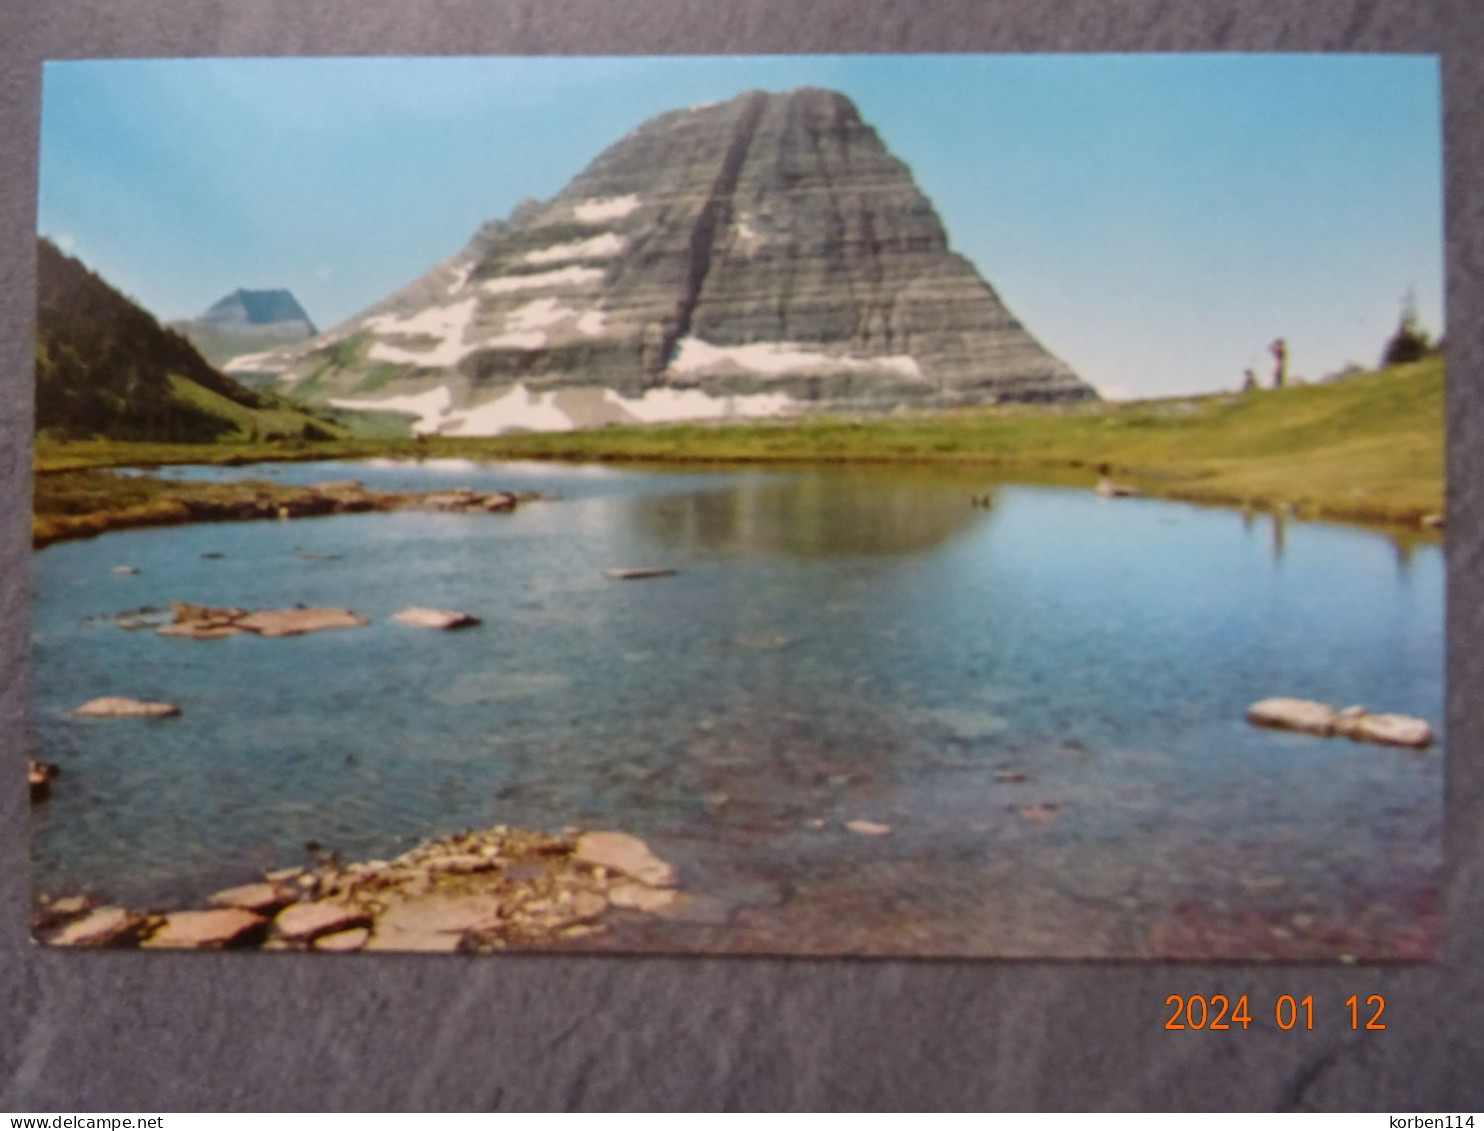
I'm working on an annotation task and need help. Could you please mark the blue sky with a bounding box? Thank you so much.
[38,54,1442,399]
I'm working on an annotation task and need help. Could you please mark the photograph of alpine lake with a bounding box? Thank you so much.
[28,54,1444,959]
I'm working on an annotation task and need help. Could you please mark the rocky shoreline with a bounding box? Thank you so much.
[34,825,683,953]
[34,475,543,549]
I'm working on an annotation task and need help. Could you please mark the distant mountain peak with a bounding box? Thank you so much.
[172,287,318,368]
[33,240,336,443]
[200,288,316,333]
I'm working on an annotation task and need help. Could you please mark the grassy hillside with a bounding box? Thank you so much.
[34,238,344,444]
[33,356,1443,540]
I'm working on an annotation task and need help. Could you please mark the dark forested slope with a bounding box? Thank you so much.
[34,239,338,442]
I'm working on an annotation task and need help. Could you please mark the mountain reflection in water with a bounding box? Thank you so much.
[30,460,1443,958]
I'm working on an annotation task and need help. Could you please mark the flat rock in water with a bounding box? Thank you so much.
[1351,713,1434,749]
[236,608,369,637]
[845,819,892,836]
[72,696,180,719]
[1246,697,1337,737]
[574,831,677,888]
[48,907,146,947]
[313,927,370,952]
[142,908,266,949]
[208,882,292,913]
[602,568,677,581]
[112,565,139,575]
[393,607,482,630]
[156,623,245,640]
[274,901,372,942]
[1330,705,1369,739]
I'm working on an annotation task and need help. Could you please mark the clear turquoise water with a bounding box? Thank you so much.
[30,461,1444,957]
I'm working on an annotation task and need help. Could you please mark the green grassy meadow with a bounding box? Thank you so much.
[33,356,1444,546]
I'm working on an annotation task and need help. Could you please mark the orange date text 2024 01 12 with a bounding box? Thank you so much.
[1163,993,1388,1031]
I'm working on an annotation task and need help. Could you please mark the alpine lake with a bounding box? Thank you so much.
[30,459,1444,959]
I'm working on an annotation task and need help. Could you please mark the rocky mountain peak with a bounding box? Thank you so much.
[174,287,318,370]
[201,288,316,332]
[266,87,1095,435]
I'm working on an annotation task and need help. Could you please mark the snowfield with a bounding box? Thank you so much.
[330,385,454,434]
[603,386,797,423]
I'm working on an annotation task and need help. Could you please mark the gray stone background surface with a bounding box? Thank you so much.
[1,0,1480,1111]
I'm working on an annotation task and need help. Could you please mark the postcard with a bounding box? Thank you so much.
[28,54,1444,958]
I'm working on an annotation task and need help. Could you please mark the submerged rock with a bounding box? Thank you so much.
[608,883,680,912]
[845,819,892,836]
[574,831,677,888]
[603,568,678,581]
[393,607,482,630]
[72,696,180,719]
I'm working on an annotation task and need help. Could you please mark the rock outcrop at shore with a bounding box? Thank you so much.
[258,88,1094,435]
[35,825,683,953]
[33,476,540,550]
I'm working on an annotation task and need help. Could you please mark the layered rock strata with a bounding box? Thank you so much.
[263,88,1094,434]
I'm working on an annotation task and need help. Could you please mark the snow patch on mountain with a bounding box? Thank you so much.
[604,386,797,423]
[506,297,575,331]
[481,267,605,295]
[523,233,627,265]
[669,337,924,380]
[363,298,477,341]
[443,382,575,435]
[330,385,453,434]
[573,194,640,223]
